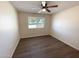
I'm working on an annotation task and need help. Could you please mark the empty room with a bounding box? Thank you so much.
[1,1,79,58]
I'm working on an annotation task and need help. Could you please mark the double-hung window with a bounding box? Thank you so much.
[28,17,45,29]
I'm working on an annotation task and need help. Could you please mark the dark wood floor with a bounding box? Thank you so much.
[13,35,79,58]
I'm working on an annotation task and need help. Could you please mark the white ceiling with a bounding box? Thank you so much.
[11,1,79,14]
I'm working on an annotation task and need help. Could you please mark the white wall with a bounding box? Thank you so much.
[51,6,79,50]
[18,12,51,38]
[0,2,19,57]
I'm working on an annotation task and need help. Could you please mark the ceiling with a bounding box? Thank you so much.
[11,1,79,14]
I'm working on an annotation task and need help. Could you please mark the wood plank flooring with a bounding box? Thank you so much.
[13,35,79,58]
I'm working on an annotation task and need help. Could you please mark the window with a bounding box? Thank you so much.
[28,17,45,29]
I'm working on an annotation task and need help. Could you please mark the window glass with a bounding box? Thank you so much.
[28,17,45,29]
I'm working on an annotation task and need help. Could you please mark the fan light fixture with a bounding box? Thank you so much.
[42,8,46,12]
[42,1,46,6]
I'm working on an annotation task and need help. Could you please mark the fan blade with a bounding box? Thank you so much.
[38,9,42,13]
[45,2,47,7]
[46,8,51,12]
[47,5,58,8]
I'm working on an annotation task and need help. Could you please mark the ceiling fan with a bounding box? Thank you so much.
[38,1,58,13]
